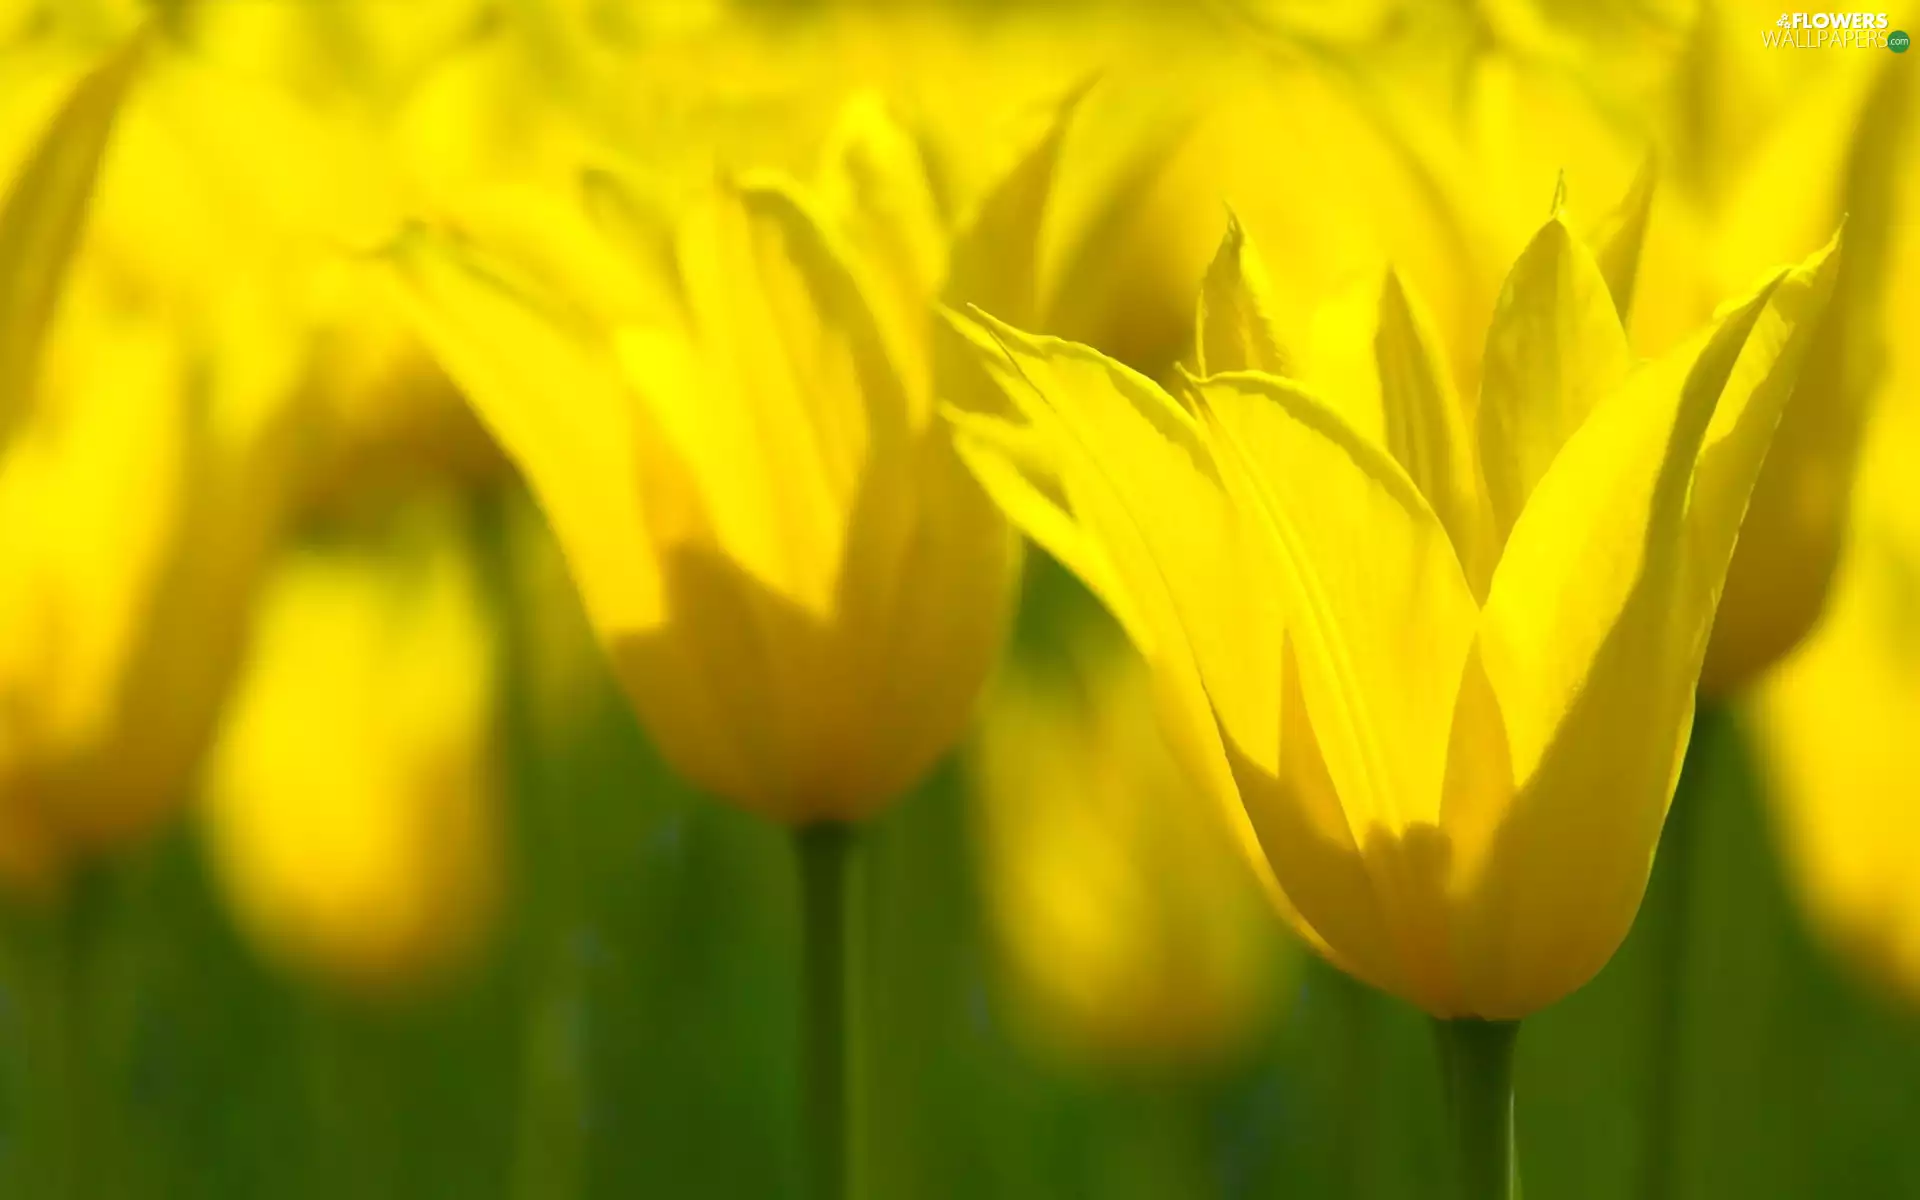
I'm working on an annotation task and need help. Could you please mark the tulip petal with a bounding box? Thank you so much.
[1375,269,1486,590]
[936,82,1079,433]
[944,308,1296,930]
[1455,256,1832,1015]
[1192,370,1478,838]
[1686,232,1845,625]
[944,403,1150,649]
[1479,272,1782,797]
[950,310,1277,754]
[1702,59,1907,693]
[0,33,142,445]
[944,81,1081,329]
[819,94,946,385]
[841,423,1017,806]
[665,178,910,611]
[1193,213,1292,378]
[579,168,681,311]
[1590,157,1656,325]
[384,226,663,637]
[1476,213,1631,548]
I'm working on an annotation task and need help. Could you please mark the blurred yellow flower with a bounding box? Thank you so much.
[969,622,1285,1065]
[1753,125,1920,1003]
[202,501,501,996]
[132,16,523,510]
[1754,393,1920,1002]
[949,206,1839,1019]
[0,34,300,895]
[389,92,1080,823]
[1045,52,1481,385]
[1681,58,1910,695]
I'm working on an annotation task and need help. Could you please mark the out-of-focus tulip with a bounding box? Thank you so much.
[389,92,1074,824]
[1755,392,1920,1001]
[1678,54,1909,695]
[949,205,1839,1019]
[1753,125,1920,1002]
[202,501,501,996]
[133,14,517,510]
[1044,50,1483,386]
[0,36,302,896]
[969,622,1284,1065]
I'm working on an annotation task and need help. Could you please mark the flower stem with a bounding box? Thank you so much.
[1642,702,1720,1200]
[1328,967,1377,1199]
[3,867,113,1200]
[796,821,865,1200]
[1435,1018,1521,1200]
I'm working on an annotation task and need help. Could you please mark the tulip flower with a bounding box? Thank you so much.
[0,39,136,891]
[969,619,1284,1067]
[201,501,501,997]
[386,90,1069,826]
[1753,112,1920,1004]
[0,43,311,896]
[1755,393,1920,1004]
[948,200,1840,1195]
[390,92,1070,1199]
[1670,56,1908,695]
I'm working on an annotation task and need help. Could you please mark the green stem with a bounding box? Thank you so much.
[1435,1018,1521,1200]
[476,490,587,1200]
[1327,968,1376,1200]
[4,871,111,1200]
[796,822,865,1200]
[52,904,92,1200]
[1642,702,1719,1200]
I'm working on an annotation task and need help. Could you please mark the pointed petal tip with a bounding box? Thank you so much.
[1221,204,1245,243]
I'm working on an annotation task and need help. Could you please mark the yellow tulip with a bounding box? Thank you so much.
[1045,54,1481,386]
[122,22,517,511]
[947,206,1840,1019]
[1752,134,1920,1004]
[388,92,1075,823]
[1676,52,1909,694]
[1755,393,1920,1002]
[969,619,1285,1064]
[0,38,306,895]
[201,501,501,996]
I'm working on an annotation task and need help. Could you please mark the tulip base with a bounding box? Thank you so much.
[796,821,865,1200]
[1435,1017,1521,1200]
